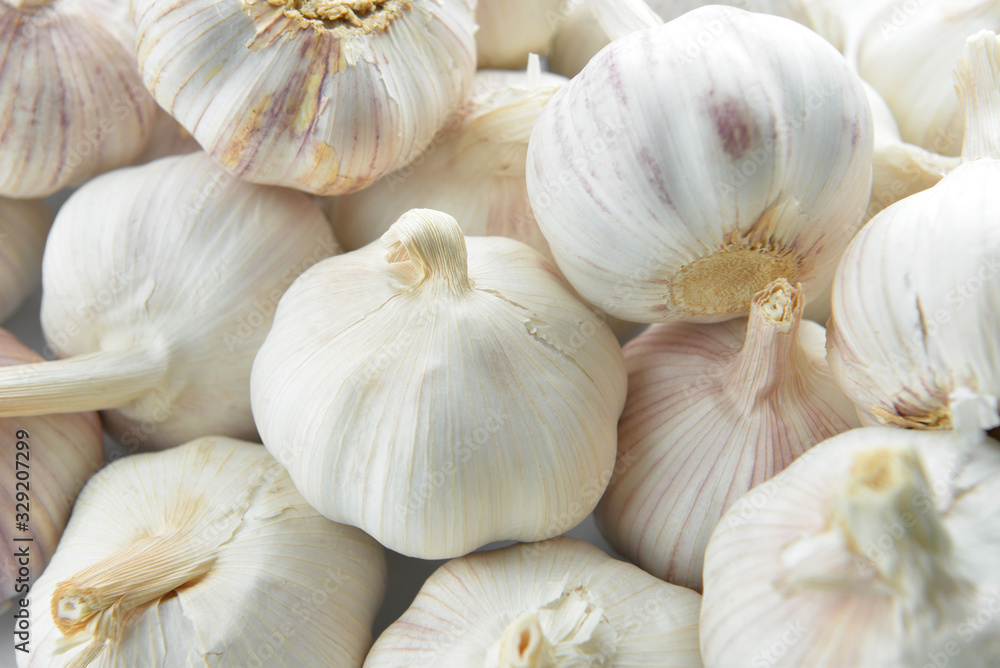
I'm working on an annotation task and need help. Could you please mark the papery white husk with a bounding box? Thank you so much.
[18,436,386,667]
[0,0,157,197]
[597,279,859,591]
[701,427,1000,667]
[0,198,51,323]
[130,0,477,195]
[251,208,627,559]
[476,0,564,69]
[0,328,103,612]
[364,537,702,667]
[0,152,339,450]
[528,6,872,324]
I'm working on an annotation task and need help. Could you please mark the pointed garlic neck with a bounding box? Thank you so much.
[262,0,411,35]
[956,30,1000,161]
[383,209,473,295]
[495,615,557,668]
[589,0,663,42]
[726,278,803,405]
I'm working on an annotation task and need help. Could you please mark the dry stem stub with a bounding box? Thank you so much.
[265,0,412,34]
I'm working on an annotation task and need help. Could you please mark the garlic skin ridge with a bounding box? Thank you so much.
[596,279,860,591]
[0,198,51,323]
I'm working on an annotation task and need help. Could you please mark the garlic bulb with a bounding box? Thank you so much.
[828,31,1000,442]
[859,0,1000,157]
[476,0,564,69]
[700,426,1000,667]
[528,6,872,324]
[0,328,103,613]
[365,537,703,667]
[0,152,339,451]
[19,436,386,667]
[0,198,51,323]
[326,59,566,255]
[595,279,858,592]
[251,208,627,559]
[131,0,477,195]
[0,0,157,198]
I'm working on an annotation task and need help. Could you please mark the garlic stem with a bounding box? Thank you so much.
[0,347,169,417]
[588,0,662,42]
[957,30,1000,161]
[497,615,556,668]
[382,209,472,294]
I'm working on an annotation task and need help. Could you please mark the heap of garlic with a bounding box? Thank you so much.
[0,329,103,612]
[828,30,1000,441]
[596,279,859,591]
[19,436,386,667]
[251,209,626,559]
[527,5,872,323]
[0,152,339,450]
[700,427,1000,667]
[0,198,51,323]
[130,0,477,195]
[365,537,703,667]
[0,0,156,198]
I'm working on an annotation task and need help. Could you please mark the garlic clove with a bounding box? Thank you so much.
[364,537,703,667]
[0,198,51,323]
[476,0,565,69]
[131,0,477,195]
[19,436,387,667]
[251,208,627,559]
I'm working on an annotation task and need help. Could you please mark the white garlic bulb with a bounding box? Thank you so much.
[365,537,703,667]
[0,328,103,613]
[0,0,157,198]
[19,436,387,667]
[131,0,477,195]
[251,208,627,559]
[828,30,1000,441]
[859,0,1000,157]
[0,198,51,323]
[596,279,859,592]
[528,6,872,324]
[0,152,339,451]
[701,426,1000,667]
[476,0,564,69]
[326,59,566,255]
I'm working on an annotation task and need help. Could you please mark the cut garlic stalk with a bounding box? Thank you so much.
[251,209,626,559]
[130,0,477,195]
[828,30,1000,442]
[0,198,51,323]
[0,152,339,451]
[0,0,157,197]
[701,427,1000,667]
[476,0,564,69]
[18,436,386,667]
[364,537,703,667]
[528,6,872,323]
[596,279,859,591]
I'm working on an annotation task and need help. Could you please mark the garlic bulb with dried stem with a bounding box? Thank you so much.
[701,426,1000,667]
[528,6,872,324]
[0,328,103,613]
[476,0,564,69]
[365,537,703,667]
[0,0,157,198]
[251,208,627,559]
[0,198,51,323]
[828,30,1000,442]
[130,0,477,195]
[596,279,859,592]
[19,436,386,667]
[0,152,339,451]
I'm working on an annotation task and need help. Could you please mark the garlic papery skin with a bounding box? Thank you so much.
[700,427,1000,667]
[827,31,1000,441]
[0,152,339,451]
[0,328,103,612]
[0,0,157,198]
[476,0,564,69]
[363,537,702,667]
[325,60,567,254]
[18,436,386,667]
[595,279,859,592]
[251,208,627,559]
[130,0,477,196]
[0,198,51,323]
[528,6,873,324]
[859,0,1000,157]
